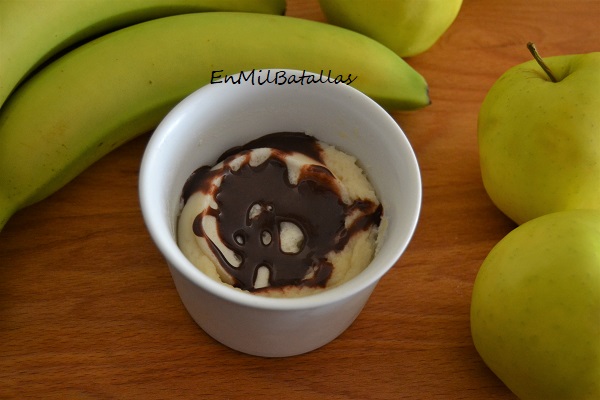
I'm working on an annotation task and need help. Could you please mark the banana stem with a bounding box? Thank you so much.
[527,42,558,82]
[0,197,15,233]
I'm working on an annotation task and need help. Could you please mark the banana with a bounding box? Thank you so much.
[0,12,430,231]
[0,0,286,109]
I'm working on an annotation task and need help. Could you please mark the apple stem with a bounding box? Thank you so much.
[527,42,558,82]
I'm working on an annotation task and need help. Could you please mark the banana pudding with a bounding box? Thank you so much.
[177,132,384,297]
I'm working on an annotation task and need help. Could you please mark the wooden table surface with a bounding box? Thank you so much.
[1,0,598,398]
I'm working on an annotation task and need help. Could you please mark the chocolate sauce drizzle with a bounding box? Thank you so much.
[181,132,382,292]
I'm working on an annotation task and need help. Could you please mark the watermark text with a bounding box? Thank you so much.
[210,69,357,86]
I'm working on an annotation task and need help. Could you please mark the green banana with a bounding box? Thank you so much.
[0,0,286,109]
[0,11,430,231]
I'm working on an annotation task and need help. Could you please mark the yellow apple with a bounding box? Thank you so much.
[471,209,600,400]
[478,46,600,225]
[318,0,463,58]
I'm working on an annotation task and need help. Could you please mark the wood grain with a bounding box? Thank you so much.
[1,0,599,398]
